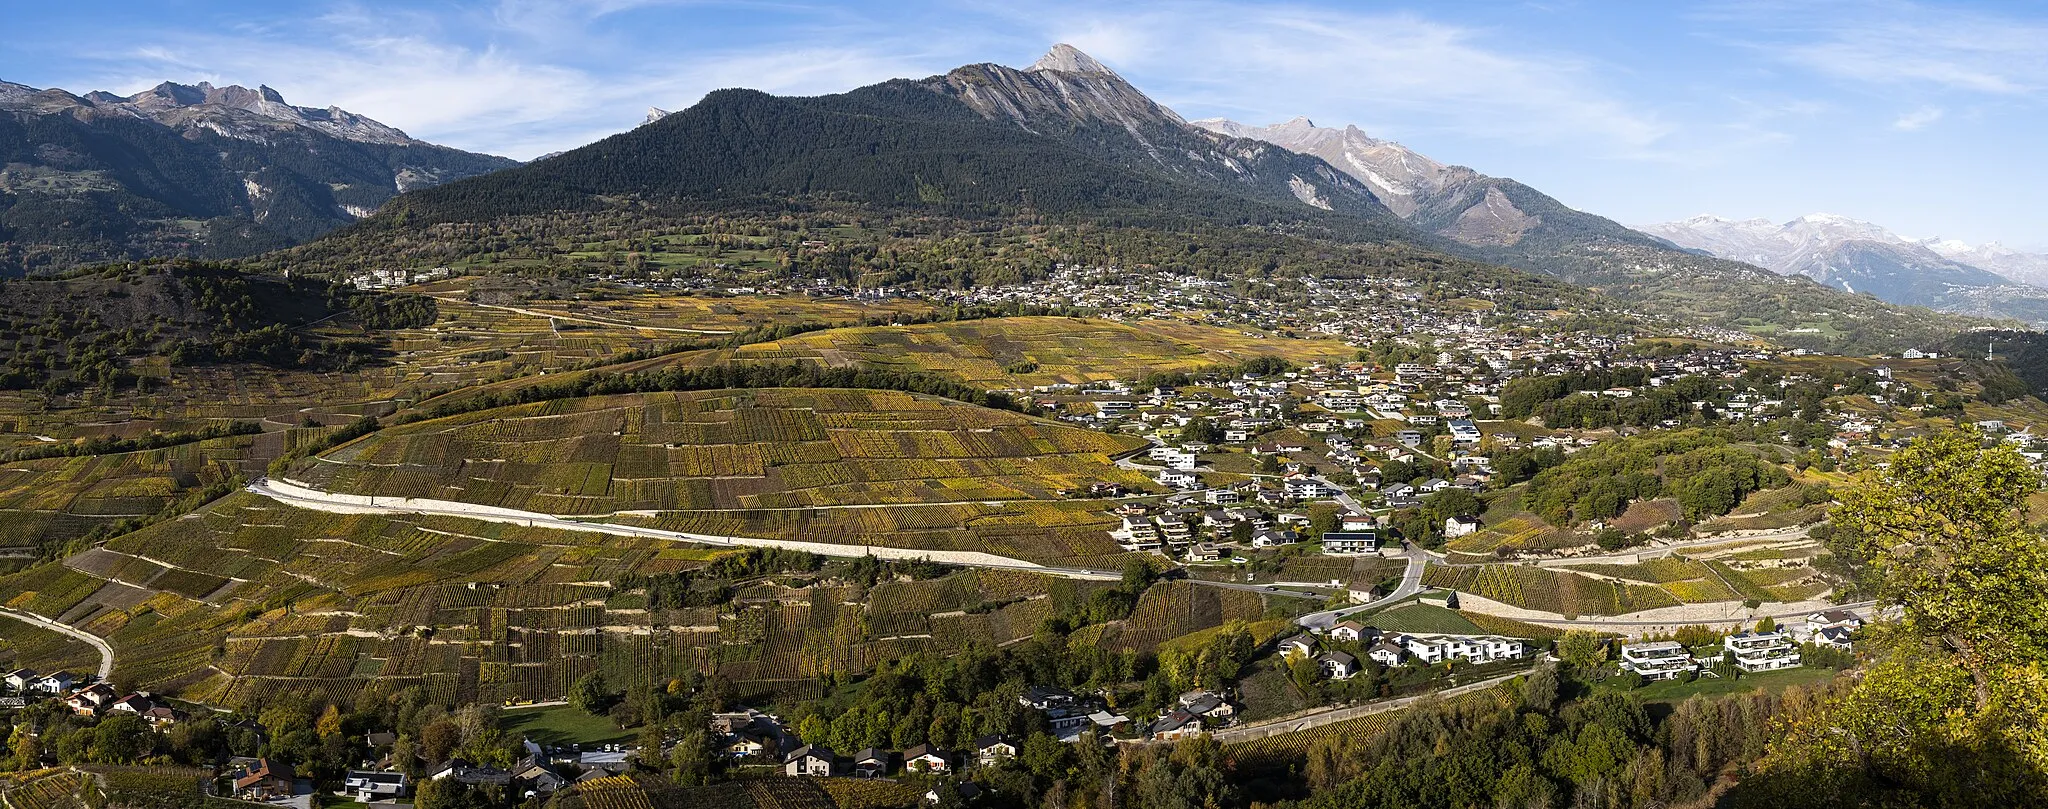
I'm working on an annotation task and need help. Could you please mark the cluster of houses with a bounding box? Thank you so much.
[3,669,186,726]
[1618,610,1861,682]
[1279,622,1532,681]
[782,736,1017,779]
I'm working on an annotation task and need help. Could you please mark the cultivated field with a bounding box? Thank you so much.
[298,388,1152,561]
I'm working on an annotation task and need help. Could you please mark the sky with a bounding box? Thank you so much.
[3,0,2044,248]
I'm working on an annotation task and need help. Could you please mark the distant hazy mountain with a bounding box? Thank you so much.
[1923,239,2048,289]
[1640,214,2048,323]
[0,79,516,274]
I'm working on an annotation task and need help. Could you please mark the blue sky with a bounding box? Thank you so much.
[4,0,2044,247]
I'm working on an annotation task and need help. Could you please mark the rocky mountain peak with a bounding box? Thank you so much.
[1028,43,1114,76]
[642,107,672,126]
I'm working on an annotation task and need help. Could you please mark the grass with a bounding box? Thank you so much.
[1356,603,1483,635]
[1608,666,1835,703]
[501,703,636,746]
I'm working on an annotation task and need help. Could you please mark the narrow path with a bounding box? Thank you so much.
[431,297,733,335]
[1212,665,1528,743]
[0,605,113,680]
[249,477,1119,578]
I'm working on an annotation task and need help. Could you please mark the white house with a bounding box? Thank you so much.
[1727,631,1801,673]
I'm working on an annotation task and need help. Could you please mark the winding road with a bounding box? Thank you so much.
[1296,543,1429,630]
[0,606,113,680]
[1211,663,1530,743]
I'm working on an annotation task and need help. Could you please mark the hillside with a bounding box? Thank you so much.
[0,261,436,393]
[0,80,516,273]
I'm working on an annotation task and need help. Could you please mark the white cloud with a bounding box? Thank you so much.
[1892,105,1944,131]
[1717,1,2048,97]
[1010,3,1674,157]
[63,0,933,159]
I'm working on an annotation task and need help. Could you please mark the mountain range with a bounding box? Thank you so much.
[0,79,516,274]
[1641,214,2048,323]
[331,44,1965,353]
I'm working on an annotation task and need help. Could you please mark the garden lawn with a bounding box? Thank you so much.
[1612,666,1836,703]
[500,704,635,746]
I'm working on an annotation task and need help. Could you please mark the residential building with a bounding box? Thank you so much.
[974,736,1017,767]
[784,745,837,777]
[1619,641,1695,681]
[1147,710,1204,740]
[1317,651,1358,680]
[853,748,894,778]
[904,744,952,773]
[1321,531,1380,555]
[341,770,410,802]
[1727,631,1801,673]
[1444,515,1481,538]
[1329,621,1370,643]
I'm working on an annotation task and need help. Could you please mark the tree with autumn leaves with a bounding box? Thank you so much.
[1736,428,2048,805]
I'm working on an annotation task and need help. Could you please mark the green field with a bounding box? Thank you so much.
[502,703,636,746]
[1609,666,1836,703]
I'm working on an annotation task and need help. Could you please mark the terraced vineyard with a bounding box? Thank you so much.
[0,493,1123,709]
[297,388,1149,561]
[687,316,1355,388]
[1423,564,1682,617]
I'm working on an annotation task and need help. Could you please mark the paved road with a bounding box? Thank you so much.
[252,477,1129,579]
[0,606,113,680]
[1490,599,1882,632]
[1211,664,1528,743]
[1297,542,1429,630]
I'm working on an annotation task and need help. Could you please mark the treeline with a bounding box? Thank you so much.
[1502,372,1729,429]
[611,548,825,609]
[0,260,436,392]
[1284,665,1814,809]
[2,421,260,461]
[405,362,1026,426]
[1522,431,1791,525]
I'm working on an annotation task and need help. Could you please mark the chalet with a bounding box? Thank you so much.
[513,759,568,796]
[974,735,1018,767]
[341,770,409,802]
[108,692,182,726]
[1277,635,1316,658]
[904,743,953,773]
[4,669,35,692]
[1148,710,1204,741]
[1444,515,1482,538]
[852,748,894,778]
[1802,609,1864,642]
[1367,640,1405,667]
[1329,621,1371,642]
[1317,651,1358,680]
[1177,691,1236,722]
[723,727,776,758]
[1251,529,1296,548]
[784,745,837,777]
[235,759,297,800]
[32,672,74,695]
[65,684,117,716]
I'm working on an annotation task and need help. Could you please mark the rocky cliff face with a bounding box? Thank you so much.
[0,79,516,273]
[920,46,1398,225]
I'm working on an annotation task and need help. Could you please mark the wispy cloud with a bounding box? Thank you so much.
[1893,105,1944,131]
[1712,1,2048,97]
[1007,2,1676,157]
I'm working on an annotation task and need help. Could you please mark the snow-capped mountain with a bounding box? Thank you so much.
[1923,240,2048,289]
[1640,214,2048,323]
